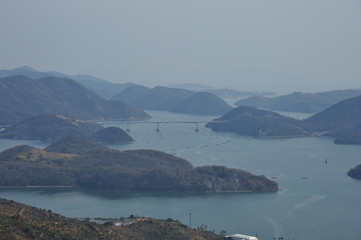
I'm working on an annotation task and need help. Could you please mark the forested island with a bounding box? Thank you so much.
[0,198,223,240]
[206,95,361,143]
[347,164,361,180]
[206,106,309,138]
[0,136,278,192]
[0,114,134,143]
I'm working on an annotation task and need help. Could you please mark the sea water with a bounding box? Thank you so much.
[1,110,361,240]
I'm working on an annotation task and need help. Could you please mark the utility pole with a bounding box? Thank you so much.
[189,212,192,228]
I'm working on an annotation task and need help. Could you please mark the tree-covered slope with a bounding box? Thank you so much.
[0,137,278,192]
[0,198,223,240]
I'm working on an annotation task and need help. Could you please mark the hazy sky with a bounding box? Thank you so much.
[1,0,360,93]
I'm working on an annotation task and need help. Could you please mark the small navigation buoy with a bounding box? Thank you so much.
[325,157,328,164]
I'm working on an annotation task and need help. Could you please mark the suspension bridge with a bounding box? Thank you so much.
[96,120,227,132]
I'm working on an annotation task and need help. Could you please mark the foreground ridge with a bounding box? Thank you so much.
[0,197,223,240]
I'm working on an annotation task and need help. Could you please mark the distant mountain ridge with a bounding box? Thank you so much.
[235,90,361,113]
[131,86,194,111]
[0,66,136,99]
[0,75,150,124]
[112,85,233,115]
[166,83,275,99]
[166,83,212,90]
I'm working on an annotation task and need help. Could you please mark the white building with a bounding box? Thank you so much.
[228,234,259,240]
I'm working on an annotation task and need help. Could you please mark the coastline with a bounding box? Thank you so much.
[0,185,278,193]
[0,186,75,189]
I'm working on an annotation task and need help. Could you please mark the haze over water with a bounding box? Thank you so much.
[1,110,361,240]
[1,1,361,93]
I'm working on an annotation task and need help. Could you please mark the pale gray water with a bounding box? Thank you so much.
[1,110,361,240]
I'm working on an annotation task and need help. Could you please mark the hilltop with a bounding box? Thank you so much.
[0,114,134,143]
[111,85,152,103]
[235,89,361,113]
[173,92,233,115]
[0,198,223,240]
[112,85,233,115]
[304,95,361,129]
[129,86,195,111]
[0,75,150,124]
[0,136,278,192]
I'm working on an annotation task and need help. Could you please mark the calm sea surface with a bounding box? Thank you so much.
[1,110,361,240]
